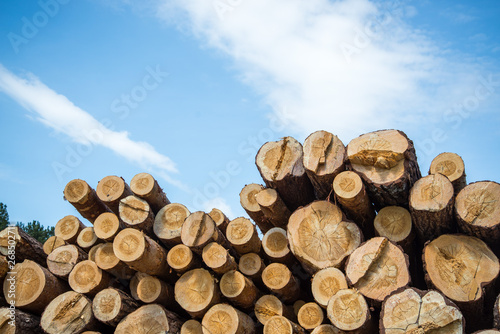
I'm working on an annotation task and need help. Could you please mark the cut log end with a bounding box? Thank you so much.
[429,152,466,192]
[181,319,203,334]
[202,242,237,275]
[115,304,182,334]
[310,325,338,334]
[96,175,131,213]
[256,188,291,227]
[119,195,154,233]
[327,288,370,332]
[92,288,138,327]
[113,228,146,263]
[262,227,291,262]
[168,244,196,273]
[333,170,364,200]
[0,307,42,334]
[255,295,290,325]
[262,263,299,303]
[226,217,261,255]
[68,260,110,296]
[374,206,412,243]
[264,316,305,334]
[208,208,230,233]
[77,227,100,251]
[202,303,255,334]
[130,172,156,197]
[64,179,91,203]
[181,211,216,252]
[94,212,122,241]
[311,267,348,309]
[174,268,219,318]
[47,244,86,279]
[154,203,190,247]
[43,236,67,255]
[239,252,265,279]
[297,302,324,330]
[55,215,85,243]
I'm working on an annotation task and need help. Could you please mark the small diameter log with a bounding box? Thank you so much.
[202,242,237,275]
[181,320,203,334]
[0,307,43,334]
[409,173,455,242]
[129,272,149,301]
[240,183,274,233]
[297,302,324,330]
[47,244,87,280]
[88,243,104,262]
[374,206,414,254]
[333,171,375,238]
[208,208,230,234]
[327,288,374,333]
[41,291,101,334]
[96,175,133,215]
[55,215,85,244]
[181,211,230,255]
[288,201,362,274]
[345,237,410,305]
[95,243,135,280]
[154,203,190,248]
[3,260,68,314]
[262,227,295,265]
[262,263,300,303]
[63,179,110,223]
[119,195,155,235]
[347,129,421,210]
[239,252,266,281]
[0,226,46,267]
[202,303,255,334]
[380,287,464,334]
[455,181,500,253]
[303,130,346,199]
[220,270,260,309]
[423,234,499,331]
[43,236,67,255]
[429,152,466,194]
[311,267,348,309]
[174,268,220,318]
[113,228,174,282]
[92,288,139,327]
[293,301,305,317]
[226,217,261,255]
[130,172,171,214]
[256,188,291,228]
[167,244,201,275]
[264,316,307,334]
[311,325,338,334]
[94,212,123,242]
[68,260,112,296]
[255,136,315,211]
[115,304,183,334]
[77,227,102,252]
[136,274,175,309]
[255,294,295,326]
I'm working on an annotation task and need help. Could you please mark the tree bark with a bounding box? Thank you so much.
[68,260,112,296]
[94,242,135,280]
[167,244,202,275]
[202,242,237,275]
[76,227,102,252]
[180,211,230,255]
[326,288,374,333]
[495,293,500,330]
[297,302,324,330]
[43,236,67,255]
[93,212,124,242]
[262,263,300,304]
[54,215,86,244]
[239,183,274,233]
[263,316,307,334]
[220,270,261,309]
[202,303,255,334]
[136,274,176,310]
[96,175,133,215]
[47,244,87,280]
[119,195,155,235]
[0,226,47,268]
[255,294,295,326]
[64,179,111,223]
[92,288,139,327]
[0,307,43,333]
[115,304,183,334]
[429,152,467,194]
[130,172,171,214]
[208,208,230,234]
[256,188,291,228]
[311,267,348,309]
[226,217,261,255]
[154,203,190,248]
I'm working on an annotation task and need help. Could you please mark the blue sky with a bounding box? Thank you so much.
[0,0,499,227]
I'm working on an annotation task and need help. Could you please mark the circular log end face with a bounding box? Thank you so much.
[69,260,101,293]
[255,295,283,325]
[168,244,193,269]
[203,304,239,334]
[227,218,255,246]
[430,152,465,183]
[410,174,454,211]
[115,304,170,334]
[182,320,203,334]
[0,309,16,334]
[96,243,119,269]
[220,270,245,297]
[311,324,338,334]
[256,188,278,208]
[202,242,228,268]
[351,159,405,185]
[64,179,89,203]
[130,173,155,196]
[94,212,120,239]
[333,171,363,199]
[79,227,97,245]
[154,203,190,239]
[424,234,499,302]
[327,288,368,331]
[312,267,348,308]
[97,175,125,202]
[264,316,293,334]
[119,196,150,225]
[303,131,345,175]
[257,137,304,181]
[262,263,291,290]
[240,183,264,212]
[4,260,45,307]
[239,253,262,276]
[181,212,215,247]
[93,288,121,322]
[41,291,92,334]
[374,206,412,242]
[137,276,161,302]
[298,302,324,329]
[456,181,500,227]
[209,208,225,225]
[47,245,78,274]
[55,215,82,240]
[175,269,215,313]
[114,229,146,262]
[44,235,66,254]
[263,228,289,257]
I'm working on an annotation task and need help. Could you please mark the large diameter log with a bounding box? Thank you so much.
[239,183,274,233]
[202,303,255,334]
[423,234,499,331]
[202,242,237,275]
[0,307,43,333]
[181,211,230,255]
[95,242,135,280]
[136,274,175,309]
[287,201,362,274]
[264,316,307,334]
[429,152,466,194]
[63,179,110,223]
[130,172,171,214]
[96,175,133,215]
[41,291,102,334]
[167,244,201,275]
[256,136,315,211]
[113,228,174,281]
[255,294,295,326]
[327,288,374,333]
[3,260,68,314]
[239,252,266,281]
[256,188,291,228]
[303,130,346,199]
[380,287,464,334]
[77,227,102,252]
[43,236,67,255]
[220,270,260,309]
[94,212,123,241]
[455,181,500,253]
[115,304,183,334]
[174,268,220,318]
[55,215,85,244]
[92,288,139,327]
[409,173,455,242]
[262,227,294,265]
[345,237,410,305]
[47,244,87,280]
[226,217,261,255]
[262,263,300,303]
[0,226,46,267]
[154,203,190,247]
[68,260,112,296]
[347,129,421,210]
[119,195,155,235]
[181,320,203,334]
[333,171,375,238]
[311,267,348,309]
[297,302,324,331]
[208,208,230,234]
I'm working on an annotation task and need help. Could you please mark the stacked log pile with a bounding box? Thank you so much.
[1,129,500,333]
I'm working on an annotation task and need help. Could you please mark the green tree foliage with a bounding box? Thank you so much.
[0,203,9,230]
[0,202,54,243]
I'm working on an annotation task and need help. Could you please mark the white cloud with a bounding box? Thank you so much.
[0,64,186,189]
[200,196,235,219]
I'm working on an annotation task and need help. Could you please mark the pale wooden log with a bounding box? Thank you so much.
[429,152,467,194]
[54,215,86,244]
[288,201,362,274]
[226,217,261,255]
[202,242,237,275]
[303,130,346,199]
[174,268,220,318]
[256,136,315,211]
[92,288,139,327]
[47,244,87,280]
[68,260,112,296]
[310,325,338,334]
[77,227,102,252]
[239,252,266,281]
[262,263,300,303]
[0,226,47,268]
[181,211,230,255]
[311,267,348,309]
[3,260,68,314]
[129,272,149,301]
[220,270,260,309]
[119,195,155,235]
[495,293,500,329]
[264,316,307,334]
[130,172,171,214]
[63,179,111,223]
[255,294,295,326]
[0,307,43,333]
[333,171,375,238]
[202,303,255,334]
[115,304,183,334]
[167,244,201,275]
[208,208,230,234]
[327,288,374,333]
[88,243,104,262]
[95,242,135,280]
[473,331,500,333]
[262,227,295,266]
[94,212,123,242]
[154,203,190,248]
[43,236,67,255]
[96,175,133,215]
[297,302,324,331]
[136,274,176,309]
[256,188,291,228]
[181,320,203,334]
[240,183,274,233]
